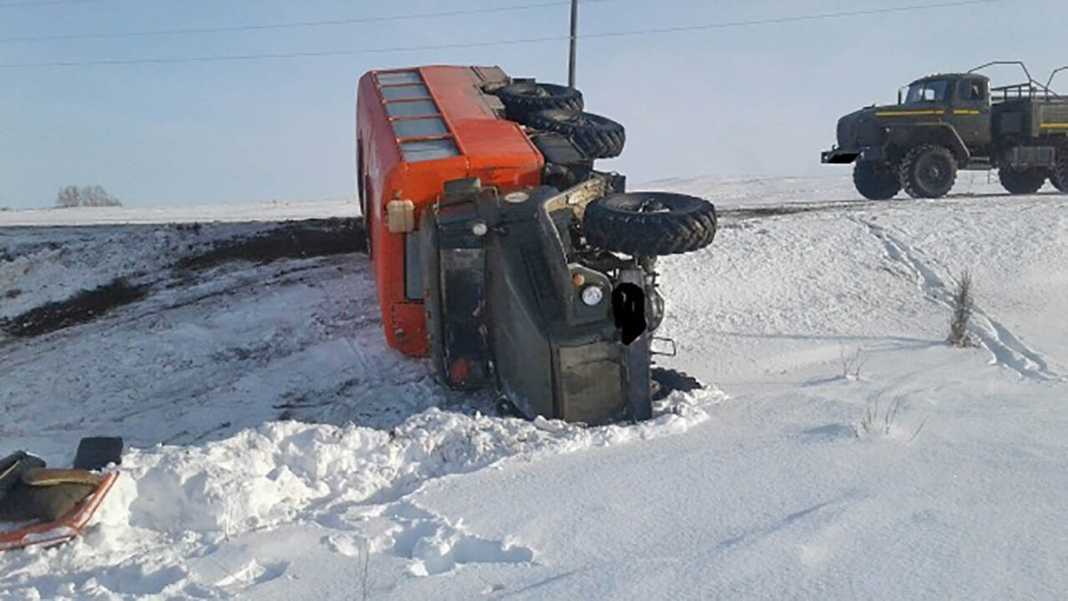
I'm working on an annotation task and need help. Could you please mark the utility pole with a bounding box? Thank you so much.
[568,0,578,88]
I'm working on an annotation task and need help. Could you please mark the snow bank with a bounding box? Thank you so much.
[0,387,724,600]
[118,387,724,539]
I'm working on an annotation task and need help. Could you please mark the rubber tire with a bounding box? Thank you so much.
[899,145,958,199]
[495,82,583,122]
[583,192,716,257]
[999,167,1047,195]
[525,109,626,159]
[853,161,901,200]
[1052,141,1068,193]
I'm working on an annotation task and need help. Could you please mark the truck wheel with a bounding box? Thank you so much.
[583,192,716,256]
[899,145,957,199]
[853,161,901,200]
[495,82,583,122]
[999,167,1047,195]
[526,109,626,159]
[1052,143,1068,193]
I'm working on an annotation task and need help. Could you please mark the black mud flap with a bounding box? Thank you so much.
[612,283,647,345]
[73,437,124,471]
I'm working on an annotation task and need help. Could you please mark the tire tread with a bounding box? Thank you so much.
[583,193,716,256]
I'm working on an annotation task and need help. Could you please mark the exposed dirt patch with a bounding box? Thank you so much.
[178,218,366,272]
[1,219,367,339]
[0,278,149,338]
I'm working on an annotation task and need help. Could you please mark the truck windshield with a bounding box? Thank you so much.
[905,79,949,104]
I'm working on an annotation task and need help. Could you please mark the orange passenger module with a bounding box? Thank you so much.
[356,65,544,357]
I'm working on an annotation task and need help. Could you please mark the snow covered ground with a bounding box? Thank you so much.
[0,198,359,228]
[1,175,1067,600]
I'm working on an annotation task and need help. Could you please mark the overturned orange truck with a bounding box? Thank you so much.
[356,65,716,424]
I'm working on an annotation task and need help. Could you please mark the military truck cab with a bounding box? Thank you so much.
[822,62,1068,199]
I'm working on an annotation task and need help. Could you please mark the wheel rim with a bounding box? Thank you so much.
[637,200,669,213]
[920,155,953,189]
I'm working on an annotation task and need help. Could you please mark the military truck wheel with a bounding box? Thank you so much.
[1052,143,1068,193]
[526,109,626,159]
[853,161,901,200]
[999,167,1047,195]
[899,145,957,199]
[583,192,716,257]
[494,82,583,122]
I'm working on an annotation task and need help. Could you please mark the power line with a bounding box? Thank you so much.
[0,0,610,42]
[0,0,1001,69]
[0,0,101,8]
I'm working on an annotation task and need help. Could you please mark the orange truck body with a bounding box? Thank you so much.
[356,65,544,356]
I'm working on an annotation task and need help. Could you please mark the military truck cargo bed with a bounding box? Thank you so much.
[992,97,1068,139]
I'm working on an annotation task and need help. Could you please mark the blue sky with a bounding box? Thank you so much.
[1,0,1064,208]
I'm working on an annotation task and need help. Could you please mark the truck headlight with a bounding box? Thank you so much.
[581,285,604,306]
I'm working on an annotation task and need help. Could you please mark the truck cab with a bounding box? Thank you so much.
[356,65,717,424]
[822,63,1068,199]
[901,74,993,150]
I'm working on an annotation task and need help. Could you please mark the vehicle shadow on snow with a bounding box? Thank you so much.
[271,372,498,434]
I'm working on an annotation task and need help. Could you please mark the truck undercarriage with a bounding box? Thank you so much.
[420,172,716,424]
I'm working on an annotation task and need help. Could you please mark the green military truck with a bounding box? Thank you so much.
[822,62,1068,199]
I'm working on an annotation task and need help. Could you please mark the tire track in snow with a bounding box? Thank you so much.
[853,217,1060,382]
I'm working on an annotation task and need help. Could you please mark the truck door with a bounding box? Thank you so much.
[948,77,992,151]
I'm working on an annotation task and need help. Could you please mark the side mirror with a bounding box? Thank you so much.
[897,89,903,104]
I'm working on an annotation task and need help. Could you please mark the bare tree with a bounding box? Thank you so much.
[82,185,121,207]
[948,270,975,347]
[54,185,121,208]
[55,185,82,208]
